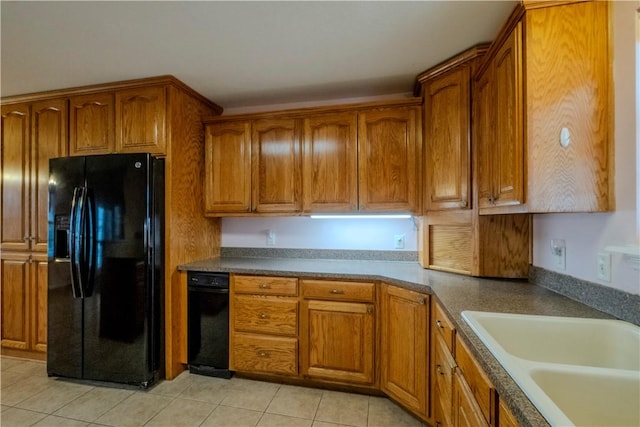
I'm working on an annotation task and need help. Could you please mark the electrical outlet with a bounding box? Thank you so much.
[394,234,405,249]
[550,239,566,271]
[266,229,276,246]
[597,252,611,282]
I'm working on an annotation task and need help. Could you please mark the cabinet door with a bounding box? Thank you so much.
[453,372,489,427]
[301,299,374,385]
[30,254,48,352]
[474,68,495,209]
[1,253,30,350]
[358,107,419,212]
[302,112,357,212]
[69,92,115,155]
[204,121,252,213]
[115,86,166,154]
[1,104,30,251]
[493,22,524,208]
[424,67,470,211]
[31,99,68,252]
[498,399,520,427]
[380,284,428,417]
[252,119,302,213]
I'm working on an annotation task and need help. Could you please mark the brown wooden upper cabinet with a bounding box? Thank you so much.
[204,121,252,213]
[302,112,358,212]
[420,54,481,212]
[69,92,115,156]
[358,107,420,213]
[115,85,166,154]
[252,118,302,213]
[475,1,612,214]
[70,85,169,156]
[1,99,68,252]
[203,99,422,216]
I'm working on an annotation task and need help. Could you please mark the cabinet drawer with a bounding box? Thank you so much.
[455,334,495,425]
[233,295,298,336]
[232,333,298,376]
[233,275,298,296]
[434,333,456,403]
[301,279,375,302]
[433,301,456,353]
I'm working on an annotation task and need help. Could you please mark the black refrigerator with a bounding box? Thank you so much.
[47,153,164,388]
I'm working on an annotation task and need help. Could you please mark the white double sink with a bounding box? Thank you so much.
[461,311,640,426]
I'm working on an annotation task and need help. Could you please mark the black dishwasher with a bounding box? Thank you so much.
[187,272,232,378]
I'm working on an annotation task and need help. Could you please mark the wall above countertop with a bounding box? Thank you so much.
[221,216,418,251]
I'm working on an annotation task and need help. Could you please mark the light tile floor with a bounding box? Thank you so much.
[1,356,427,427]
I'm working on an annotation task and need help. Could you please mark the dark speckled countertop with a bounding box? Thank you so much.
[179,256,616,427]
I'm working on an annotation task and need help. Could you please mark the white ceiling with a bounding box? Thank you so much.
[1,1,517,110]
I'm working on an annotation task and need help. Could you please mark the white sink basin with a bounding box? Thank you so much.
[461,311,640,426]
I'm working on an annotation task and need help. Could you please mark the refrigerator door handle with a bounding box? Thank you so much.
[82,189,96,297]
[69,186,85,299]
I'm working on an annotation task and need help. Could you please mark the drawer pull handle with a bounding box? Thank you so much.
[258,351,269,358]
[436,364,443,376]
[436,319,444,329]
[259,312,270,319]
[259,284,271,289]
[367,306,373,314]
[330,289,344,294]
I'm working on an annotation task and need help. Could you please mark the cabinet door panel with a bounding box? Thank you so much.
[31,256,48,352]
[1,254,30,350]
[302,112,357,212]
[424,67,470,211]
[474,70,495,209]
[301,300,374,384]
[252,119,302,213]
[115,86,166,154]
[204,121,252,213]
[31,99,68,252]
[493,23,524,207]
[454,372,489,427]
[69,92,115,155]
[358,108,419,212]
[380,284,428,416]
[1,104,30,251]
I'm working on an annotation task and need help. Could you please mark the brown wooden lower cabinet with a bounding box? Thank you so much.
[380,284,429,419]
[0,251,47,357]
[498,398,520,427]
[454,370,489,427]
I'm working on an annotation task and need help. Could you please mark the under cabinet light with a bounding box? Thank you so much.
[309,214,412,219]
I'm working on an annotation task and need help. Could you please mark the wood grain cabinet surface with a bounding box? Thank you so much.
[203,99,422,216]
[115,86,166,154]
[422,64,471,212]
[229,275,300,376]
[0,252,47,354]
[416,45,530,279]
[358,107,420,213]
[300,279,375,385]
[69,92,115,156]
[302,112,358,212]
[475,1,612,214]
[380,284,429,419]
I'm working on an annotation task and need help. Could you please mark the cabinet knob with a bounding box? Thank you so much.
[460,200,468,208]
[367,306,373,315]
[418,298,425,305]
[330,289,344,295]
[259,312,269,319]
[436,319,443,329]
[259,283,271,290]
[258,351,269,358]
[436,364,443,376]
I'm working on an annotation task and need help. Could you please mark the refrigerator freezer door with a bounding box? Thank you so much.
[83,154,154,385]
[47,156,85,379]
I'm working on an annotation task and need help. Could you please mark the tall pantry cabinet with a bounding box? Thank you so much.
[1,76,223,372]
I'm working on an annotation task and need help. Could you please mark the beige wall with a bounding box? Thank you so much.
[532,1,640,295]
